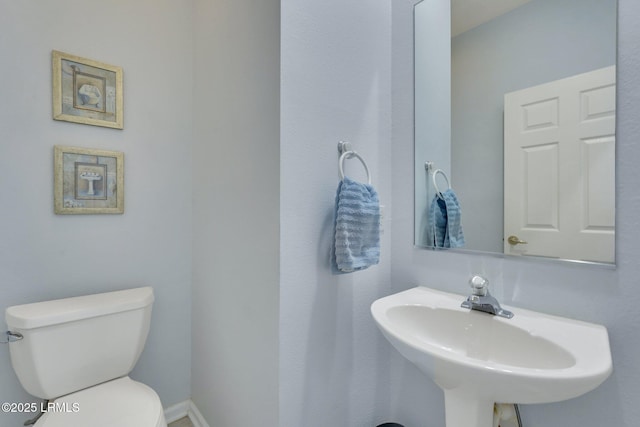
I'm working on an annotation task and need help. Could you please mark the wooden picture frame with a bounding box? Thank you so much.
[52,51,123,129]
[54,146,124,214]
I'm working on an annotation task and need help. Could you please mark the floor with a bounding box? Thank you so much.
[168,416,194,427]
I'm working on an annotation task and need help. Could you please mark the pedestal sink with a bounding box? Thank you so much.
[371,286,612,427]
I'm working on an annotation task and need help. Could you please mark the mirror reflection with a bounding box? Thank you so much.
[414,0,617,264]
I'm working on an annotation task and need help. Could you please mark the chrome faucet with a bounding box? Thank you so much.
[461,275,514,319]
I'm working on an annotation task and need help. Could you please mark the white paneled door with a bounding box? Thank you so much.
[504,66,615,263]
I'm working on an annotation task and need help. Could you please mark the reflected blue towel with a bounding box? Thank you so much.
[428,189,465,248]
[333,176,380,273]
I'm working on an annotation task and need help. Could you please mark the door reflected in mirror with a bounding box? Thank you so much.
[414,0,617,264]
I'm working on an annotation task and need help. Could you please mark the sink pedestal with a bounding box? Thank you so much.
[444,389,493,427]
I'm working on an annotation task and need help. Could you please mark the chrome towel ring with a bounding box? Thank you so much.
[432,168,450,199]
[339,151,371,185]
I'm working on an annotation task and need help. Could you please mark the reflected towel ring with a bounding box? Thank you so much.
[339,151,371,185]
[432,168,450,199]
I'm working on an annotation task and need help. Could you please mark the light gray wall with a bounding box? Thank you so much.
[191,0,280,426]
[392,0,640,426]
[0,1,193,425]
[280,0,394,425]
[451,0,617,252]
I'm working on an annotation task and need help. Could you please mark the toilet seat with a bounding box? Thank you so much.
[35,376,166,427]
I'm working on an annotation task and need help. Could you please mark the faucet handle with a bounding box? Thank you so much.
[469,275,489,296]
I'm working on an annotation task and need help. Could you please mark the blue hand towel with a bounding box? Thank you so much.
[428,189,465,248]
[333,176,380,273]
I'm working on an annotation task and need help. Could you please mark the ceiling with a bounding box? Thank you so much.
[451,0,534,37]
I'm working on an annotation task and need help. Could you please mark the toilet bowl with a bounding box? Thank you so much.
[5,287,167,427]
[34,377,166,427]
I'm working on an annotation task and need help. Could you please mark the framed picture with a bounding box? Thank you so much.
[54,146,124,214]
[52,51,123,129]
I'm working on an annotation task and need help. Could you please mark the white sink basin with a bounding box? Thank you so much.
[371,286,612,427]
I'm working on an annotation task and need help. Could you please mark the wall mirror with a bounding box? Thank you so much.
[414,0,618,265]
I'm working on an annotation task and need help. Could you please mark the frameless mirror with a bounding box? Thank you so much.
[414,0,617,264]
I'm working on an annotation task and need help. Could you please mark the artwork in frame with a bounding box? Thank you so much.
[54,146,124,214]
[52,50,123,129]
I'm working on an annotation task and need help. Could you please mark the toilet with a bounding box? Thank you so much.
[5,287,167,427]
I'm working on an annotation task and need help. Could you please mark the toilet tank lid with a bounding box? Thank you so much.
[5,287,154,330]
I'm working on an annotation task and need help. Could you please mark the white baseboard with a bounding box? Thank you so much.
[186,401,209,427]
[164,400,190,423]
[164,400,210,427]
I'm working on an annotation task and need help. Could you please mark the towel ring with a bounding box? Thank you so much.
[339,151,371,185]
[432,168,450,199]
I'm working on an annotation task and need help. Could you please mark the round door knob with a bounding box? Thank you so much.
[507,235,527,245]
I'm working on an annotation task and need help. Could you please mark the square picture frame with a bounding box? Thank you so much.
[54,146,124,214]
[52,50,123,129]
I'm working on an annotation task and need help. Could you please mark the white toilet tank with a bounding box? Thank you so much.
[5,287,154,400]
